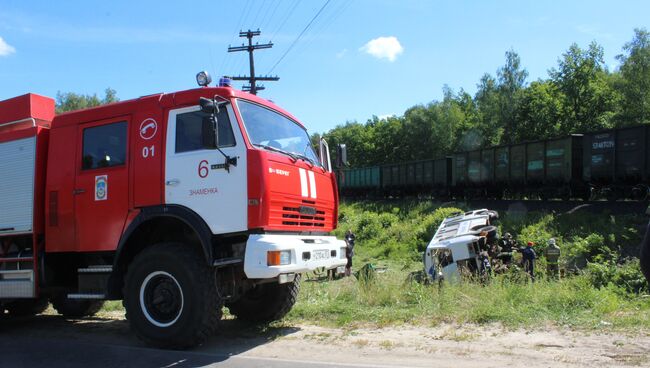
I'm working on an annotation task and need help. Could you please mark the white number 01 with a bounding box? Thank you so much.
[142,145,155,158]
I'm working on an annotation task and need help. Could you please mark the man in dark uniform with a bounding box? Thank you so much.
[544,238,561,280]
[497,233,515,265]
[344,230,355,277]
[522,241,536,281]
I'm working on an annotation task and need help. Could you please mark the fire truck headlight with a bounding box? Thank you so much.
[196,71,212,87]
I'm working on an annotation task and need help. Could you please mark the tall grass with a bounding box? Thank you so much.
[289,267,650,330]
[288,199,650,330]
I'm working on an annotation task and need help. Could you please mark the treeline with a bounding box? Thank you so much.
[317,29,650,168]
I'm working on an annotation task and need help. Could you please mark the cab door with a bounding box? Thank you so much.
[164,104,247,234]
[74,119,130,251]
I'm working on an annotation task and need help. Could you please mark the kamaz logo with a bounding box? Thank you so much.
[268,168,290,176]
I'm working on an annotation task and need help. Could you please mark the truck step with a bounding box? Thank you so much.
[212,257,243,268]
[67,293,105,300]
[77,266,113,273]
[0,269,35,298]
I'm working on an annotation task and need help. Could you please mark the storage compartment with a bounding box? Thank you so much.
[0,136,37,235]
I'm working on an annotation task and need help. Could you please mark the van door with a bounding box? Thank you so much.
[164,105,247,234]
[74,119,130,252]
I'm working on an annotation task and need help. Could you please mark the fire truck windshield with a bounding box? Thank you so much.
[237,99,321,166]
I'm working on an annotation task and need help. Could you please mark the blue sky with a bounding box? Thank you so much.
[1,0,649,134]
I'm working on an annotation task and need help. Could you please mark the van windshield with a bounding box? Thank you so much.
[237,100,320,166]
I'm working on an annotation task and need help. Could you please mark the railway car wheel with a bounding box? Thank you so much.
[123,243,222,349]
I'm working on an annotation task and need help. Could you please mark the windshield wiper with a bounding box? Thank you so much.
[253,143,298,162]
[292,152,316,167]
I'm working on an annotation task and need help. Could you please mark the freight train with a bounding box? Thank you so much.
[339,124,650,201]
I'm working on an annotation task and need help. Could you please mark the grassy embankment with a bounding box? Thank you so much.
[285,200,650,330]
[98,200,650,331]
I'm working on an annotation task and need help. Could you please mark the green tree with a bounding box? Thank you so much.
[475,73,502,145]
[617,28,650,125]
[497,50,528,144]
[515,80,563,141]
[55,88,119,113]
[549,42,619,133]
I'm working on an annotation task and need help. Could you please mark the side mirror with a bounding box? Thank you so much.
[199,97,215,113]
[201,116,217,149]
[319,138,332,172]
[336,144,348,168]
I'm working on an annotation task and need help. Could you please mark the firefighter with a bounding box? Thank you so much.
[344,230,356,277]
[497,232,515,265]
[544,238,561,280]
[522,241,536,281]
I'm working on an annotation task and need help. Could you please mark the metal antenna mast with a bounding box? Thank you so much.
[228,29,279,94]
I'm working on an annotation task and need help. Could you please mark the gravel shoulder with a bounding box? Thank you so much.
[1,308,648,367]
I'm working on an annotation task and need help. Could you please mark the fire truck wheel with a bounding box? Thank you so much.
[122,243,222,349]
[226,275,300,323]
[5,298,49,317]
[51,297,104,318]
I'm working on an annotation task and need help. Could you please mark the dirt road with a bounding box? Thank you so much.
[1,310,648,367]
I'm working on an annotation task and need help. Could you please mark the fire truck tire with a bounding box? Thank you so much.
[51,297,104,318]
[5,298,49,317]
[226,275,300,323]
[122,243,222,349]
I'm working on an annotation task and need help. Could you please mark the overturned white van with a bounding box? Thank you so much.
[423,209,498,283]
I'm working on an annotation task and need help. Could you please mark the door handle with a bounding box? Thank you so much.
[73,189,86,195]
[166,179,180,186]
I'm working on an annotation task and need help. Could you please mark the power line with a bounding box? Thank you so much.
[220,0,254,73]
[268,0,332,74]
[270,0,301,43]
[283,0,352,69]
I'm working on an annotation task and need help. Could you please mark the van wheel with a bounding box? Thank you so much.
[51,297,104,318]
[227,275,300,323]
[5,298,49,317]
[123,243,221,349]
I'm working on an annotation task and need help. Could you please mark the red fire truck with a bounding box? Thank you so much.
[0,73,347,348]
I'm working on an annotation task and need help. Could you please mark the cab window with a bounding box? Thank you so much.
[82,122,127,170]
[175,108,235,153]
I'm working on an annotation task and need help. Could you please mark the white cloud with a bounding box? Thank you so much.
[0,36,15,56]
[360,36,403,62]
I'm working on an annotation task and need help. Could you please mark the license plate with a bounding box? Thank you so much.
[311,249,330,261]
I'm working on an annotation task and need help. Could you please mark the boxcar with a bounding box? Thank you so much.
[339,166,381,196]
[583,125,649,200]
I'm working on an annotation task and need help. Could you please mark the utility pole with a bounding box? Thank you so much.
[228,29,279,95]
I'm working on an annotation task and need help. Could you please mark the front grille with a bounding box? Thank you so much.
[282,204,326,227]
[269,196,334,230]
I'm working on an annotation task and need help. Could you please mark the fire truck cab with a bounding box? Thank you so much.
[0,76,346,348]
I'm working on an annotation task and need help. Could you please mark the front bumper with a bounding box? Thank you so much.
[244,234,347,279]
